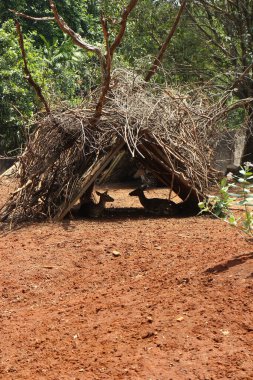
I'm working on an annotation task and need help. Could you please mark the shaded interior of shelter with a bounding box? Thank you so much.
[69,150,201,220]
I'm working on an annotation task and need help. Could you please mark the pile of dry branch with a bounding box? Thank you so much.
[0,70,241,225]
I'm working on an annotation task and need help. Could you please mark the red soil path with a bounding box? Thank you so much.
[0,179,252,380]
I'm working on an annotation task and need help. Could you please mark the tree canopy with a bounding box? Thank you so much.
[1,0,252,160]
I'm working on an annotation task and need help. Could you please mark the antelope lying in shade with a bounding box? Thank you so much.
[129,187,178,216]
[79,190,114,218]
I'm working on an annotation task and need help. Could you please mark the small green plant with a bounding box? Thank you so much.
[199,162,253,236]
[198,177,235,218]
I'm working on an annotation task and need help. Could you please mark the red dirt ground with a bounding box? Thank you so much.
[0,178,253,380]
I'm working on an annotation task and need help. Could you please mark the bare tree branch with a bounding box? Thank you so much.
[15,21,51,114]
[187,11,233,59]
[145,0,187,82]
[101,15,111,68]
[110,0,139,56]
[10,3,106,74]
[11,0,139,122]
[218,61,253,107]
[197,0,233,19]
[94,16,112,119]
[9,9,54,21]
[48,0,105,71]
[94,0,139,119]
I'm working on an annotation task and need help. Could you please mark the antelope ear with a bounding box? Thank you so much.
[96,191,102,196]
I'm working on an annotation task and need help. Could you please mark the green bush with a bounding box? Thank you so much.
[0,20,99,154]
[0,20,46,154]
[199,163,253,236]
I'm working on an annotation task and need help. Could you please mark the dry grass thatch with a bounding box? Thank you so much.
[0,69,243,225]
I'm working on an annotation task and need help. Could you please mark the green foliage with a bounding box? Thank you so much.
[39,33,99,103]
[198,178,235,218]
[0,20,44,154]
[189,1,253,95]
[0,19,100,154]
[119,1,178,73]
[231,164,253,235]
[199,163,253,236]
[0,0,100,43]
[113,1,213,83]
[1,0,251,155]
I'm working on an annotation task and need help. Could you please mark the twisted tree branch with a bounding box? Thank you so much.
[15,21,50,114]
[10,9,54,21]
[145,0,187,82]
[110,0,139,56]
[48,0,106,75]
[11,0,139,121]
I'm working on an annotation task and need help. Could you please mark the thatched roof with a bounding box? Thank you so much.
[0,70,238,225]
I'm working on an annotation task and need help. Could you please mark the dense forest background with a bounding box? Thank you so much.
[1,0,253,159]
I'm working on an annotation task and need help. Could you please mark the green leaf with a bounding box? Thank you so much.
[237,200,248,205]
[228,215,237,226]
[198,202,205,209]
[220,178,228,187]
